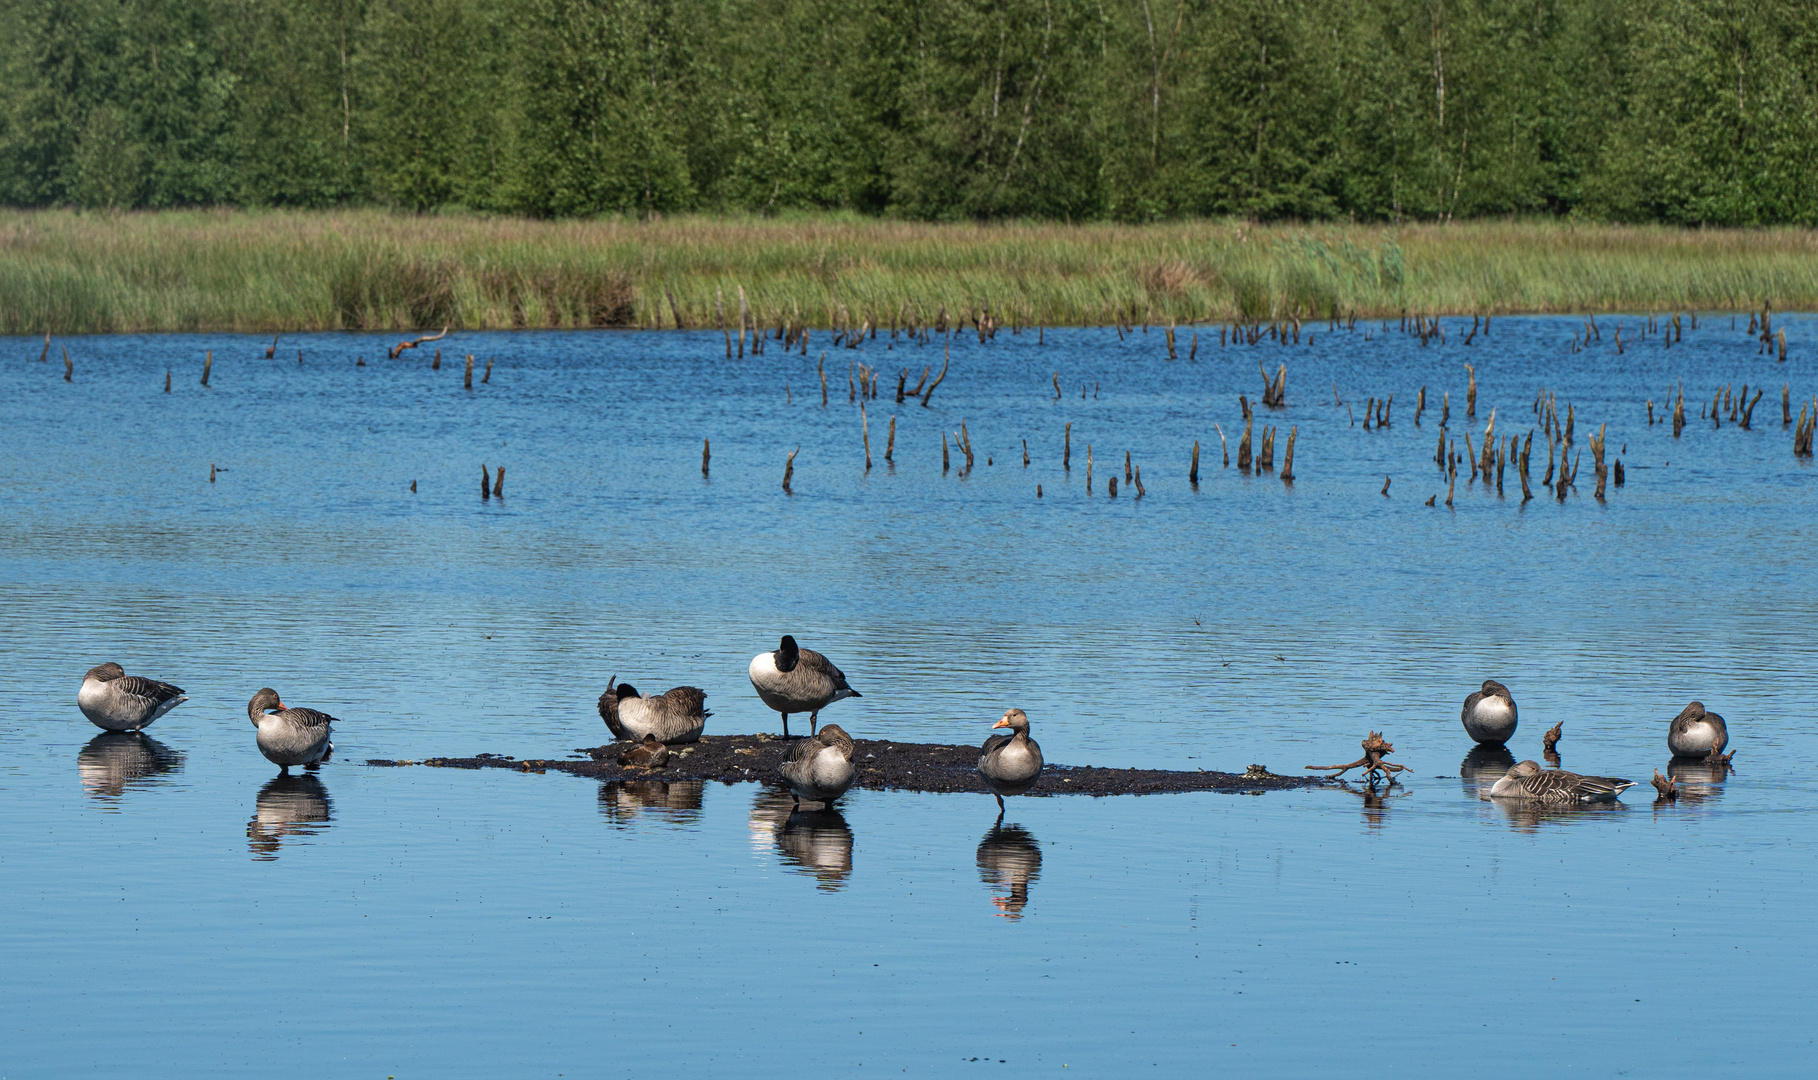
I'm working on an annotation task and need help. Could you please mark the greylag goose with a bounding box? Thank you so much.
[618,733,671,768]
[778,723,856,806]
[597,678,708,743]
[748,635,859,737]
[77,662,187,732]
[1667,701,1728,757]
[247,688,336,774]
[978,708,1044,812]
[1490,760,1634,803]
[1461,679,1518,744]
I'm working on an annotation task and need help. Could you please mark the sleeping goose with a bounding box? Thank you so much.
[617,733,671,769]
[1489,760,1634,803]
[1461,679,1518,744]
[247,688,336,774]
[778,723,856,807]
[597,677,709,743]
[1667,701,1728,757]
[748,635,859,737]
[978,708,1044,813]
[77,662,187,732]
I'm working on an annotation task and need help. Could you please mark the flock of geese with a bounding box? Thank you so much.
[77,657,1731,813]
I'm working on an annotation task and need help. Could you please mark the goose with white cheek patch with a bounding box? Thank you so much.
[1461,679,1518,744]
[748,635,859,737]
[778,723,856,807]
[77,663,187,732]
[247,688,336,775]
[978,708,1044,814]
[597,677,709,744]
[1667,701,1728,758]
[1489,760,1634,803]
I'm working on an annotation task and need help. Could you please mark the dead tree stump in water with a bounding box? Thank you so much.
[1306,732,1411,786]
[1651,770,1677,801]
[1542,722,1563,756]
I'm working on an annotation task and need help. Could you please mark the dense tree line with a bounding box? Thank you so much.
[2,0,1814,223]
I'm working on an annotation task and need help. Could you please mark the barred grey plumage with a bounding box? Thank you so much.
[597,677,709,743]
[779,723,856,806]
[77,662,187,732]
[1490,760,1634,803]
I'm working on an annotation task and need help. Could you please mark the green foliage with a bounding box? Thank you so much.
[0,0,1815,222]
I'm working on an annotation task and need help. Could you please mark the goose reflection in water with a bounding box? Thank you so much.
[1493,795,1628,833]
[749,788,852,891]
[78,731,185,801]
[247,774,333,860]
[599,779,704,828]
[1460,744,1517,800]
[1660,758,1734,806]
[976,823,1042,919]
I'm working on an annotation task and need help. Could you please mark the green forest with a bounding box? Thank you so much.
[2,0,1815,224]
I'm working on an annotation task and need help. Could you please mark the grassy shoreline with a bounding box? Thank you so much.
[5,210,1818,335]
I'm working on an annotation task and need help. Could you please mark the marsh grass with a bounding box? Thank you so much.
[5,209,1818,334]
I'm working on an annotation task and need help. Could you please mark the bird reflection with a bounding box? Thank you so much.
[1661,758,1733,806]
[1460,744,1516,800]
[976,823,1042,919]
[1492,797,1627,833]
[599,779,705,828]
[750,788,853,891]
[77,731,185,801]
[247,774,333,860]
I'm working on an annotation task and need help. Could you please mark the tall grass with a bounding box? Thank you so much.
[5,209,1818,334]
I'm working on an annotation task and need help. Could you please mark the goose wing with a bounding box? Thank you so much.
[1461,689,1484,723]
[116,676,185,708]
[278,706,337,730]
[659,686,709,719]
[798,648,852,692]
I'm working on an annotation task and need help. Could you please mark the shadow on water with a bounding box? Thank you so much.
[1459,745,1516,800]
[247,774,333,861]
[77,731,185,802]
[598,779,705,829]
[750,788,853,891]
[976,822,1042,919]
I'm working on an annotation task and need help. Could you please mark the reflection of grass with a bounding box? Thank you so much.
[5,209,1818,333]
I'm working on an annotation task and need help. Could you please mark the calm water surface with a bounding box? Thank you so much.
[2,318,1814,1076]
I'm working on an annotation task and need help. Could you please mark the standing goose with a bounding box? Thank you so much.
[77,663,187,732]
[778,723,856,807]
[1490,760,1634,803]
[1461,679,1518,744]
[597,677,709,743]
[748,635,859,737]
[978,708,1044,813]
[1667,701,1728,757]
[247,688,336,774]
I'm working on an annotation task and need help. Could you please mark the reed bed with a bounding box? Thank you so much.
[6,209,1818,334]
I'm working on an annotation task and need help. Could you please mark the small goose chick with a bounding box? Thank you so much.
[779,723,856,807]
[247,688,336,775]
[978,708,1044,813]
[597,677,710,744]
[1490,760,1634,803]
[1461,679,1518,744]
[1668,701,1728,757]
[618,734,671,769]
[77,662,187,732]
[748,635,860,737]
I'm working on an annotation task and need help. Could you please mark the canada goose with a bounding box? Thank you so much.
[978,708,1044,813]
[598,677,709,743]
[246,688,336,774]
[77,663,187,732]
[618,733,671,768]
[778,723,856,806]
[1461,679,1518,744]
[1667,701,1728,757]
[748,635,859,737]
[1490,760,1634,803]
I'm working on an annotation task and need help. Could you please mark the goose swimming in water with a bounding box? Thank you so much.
[778,723,856,807]
[1490,760,1634,803]
[748,635,859,737]
[978,708,1044,813]
[1461,679,1518,744]
[247,688,336,774]
[77,663,187,732]
[597,677,709,744]
[1667,701,1728,757]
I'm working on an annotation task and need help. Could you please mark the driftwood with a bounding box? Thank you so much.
[1705,746,1736,767]
[389,326,448,359]
[1541,721,1563,756]
[1651,769,1677,801]
[1306,732,1411,786]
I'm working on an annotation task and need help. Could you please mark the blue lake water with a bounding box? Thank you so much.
[1,316,1814,1076]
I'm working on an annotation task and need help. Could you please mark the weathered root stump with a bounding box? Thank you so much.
[1542,721,1563,756]
[366,734,1328,797]
[1705,746,1736,767]
[1306,731,1412,787]
[1651,769,1678,801]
